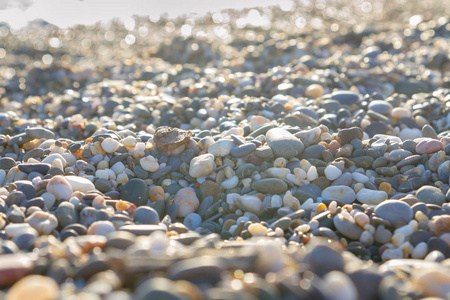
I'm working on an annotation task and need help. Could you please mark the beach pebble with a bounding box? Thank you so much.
[266,128,304,158]
[322,186,356,204]
[6,275,58,300]
[121,178,149,206]
[101,138,120,153]
[415,139,443,154]
[133,206,160,225]
[189,154,214,178]
[324,165,342,181]
[252,178,288,194]
[334,212,363,240]
[87,220,116,236]
[374,200,413,227]
[174,187,200,217]
[416,186,445,206]
[323,271,358,300]
[183,213,202,230]
[356,189,387,205]
[46,175,73,201]
[65,176,95,193]
[25,211,58,235]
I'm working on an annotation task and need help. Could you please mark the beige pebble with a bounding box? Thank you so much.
[354,212,370,228]
[87,221,116,236]
[305,84,324,98]
[46,175,73,201]
[6,275,58,300]
[248,223,267,236]
[25,211,58,235]
[174,187,200,217]
[101,138,120,153]
[149,186,165,202]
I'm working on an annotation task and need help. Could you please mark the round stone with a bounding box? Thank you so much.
[416,186,445,206]
[322,186,356,204]
[55,202,78,228]
[374,200,413,227]
[324,165,343,181]
[46,175,73,201]
[6,275,58,300]
[134,206,160,225]
[87,220,116,236]
[121,178,149,207]
[333,212,363,240]
[266,128,304,159]
[183,213,202,230]
[331,91,359,105]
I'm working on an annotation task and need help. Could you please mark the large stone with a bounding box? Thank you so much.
[374,200,413,227]
[416,186,445,206]
[252,178,288,194]
[121,178,149,206]
[266,128,304,159]
[322,186,356,204]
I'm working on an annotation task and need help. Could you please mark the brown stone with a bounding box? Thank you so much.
[153,126,191,151]
[429,215,450,237]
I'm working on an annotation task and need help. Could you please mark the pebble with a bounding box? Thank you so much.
[334,212,363,240]
[174,187,199,217]
[121,178,149,206]
[87,221,116,236]
[46,175,73,201]
[189,154,214,178]
[416,139,443,154]
[133,206,160,225]
[251,178,288,194]
[322,185,356,204]
[416,186,445,206]
[65,176,95,193]
[266,128,304,159]
[374,200,414,227]
[356,188,387,205]
[324,165,343,181]
[6,275,58,300]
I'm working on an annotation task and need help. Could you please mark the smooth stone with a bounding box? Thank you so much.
[174,187,200,217]
[302,145,326,160]
[324,165,342,181]
[399,128,422,141]
[388,149,412,162]
[323,271,358,300]
[189,154,214,178]
[416,186,445,206]
[25,211,58,235]
[416,139,443,154]
[251,178,288,194]
[238,195,263,214]
[55,202,78,228]
[17,182,36,200]
[25,127,55,140]
[374,200,413,227]
[356,189,387,205]
[368,100,393,115]
[331,172,353,186]
[65,176,96,193]
[121,178,149,207]
[208,139,235,157]
[41,153,67,167]
[6,274,58,300]
[183,213,202,230]
[230,143,256,157]
[333,213,363,240]
[304,245,345,276]
[410,230,431,246]
[365,122,388,138]
[87,220,116,236]
[235,163,256,179]
[331,91,359,105]
[429,215,450,236]
[322,186,356,204]
[422,124,438,139]
[46,175,73,201]
[0,157,16,170]
[337,127,363,145]
[168,256,224,282]
[266,128,304,159]
[133,206,160,225]
[413,268,450,298]
[17,163,51,174]
[23,148,44,162]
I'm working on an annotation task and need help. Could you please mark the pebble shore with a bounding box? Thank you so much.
[0,1,450,299]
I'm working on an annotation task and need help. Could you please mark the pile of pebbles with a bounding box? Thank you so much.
[0,2,450,300]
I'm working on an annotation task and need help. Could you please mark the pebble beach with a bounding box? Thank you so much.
[0,0,449,299]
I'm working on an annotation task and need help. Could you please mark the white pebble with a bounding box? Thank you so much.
[101,138,120,153]
[87,221,116,236]
[46,175,73,201]
[324,165,342,181]
[221,175,239,189]
[306,166,318,181]
[140,155,159,172]
[411,242,428,259]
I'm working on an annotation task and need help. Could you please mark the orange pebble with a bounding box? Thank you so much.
[379,182,392,194]
[149,186,165,202]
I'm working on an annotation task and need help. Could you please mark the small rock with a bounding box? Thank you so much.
[416,186,445,206]
[374,200,413,227]
[153,126,191,151]
[174,187,200,217]
[356,189,387,205]
[46,175,73,201]
[189,154,214,178]
[266,128,304,159]
[322,186,356,204]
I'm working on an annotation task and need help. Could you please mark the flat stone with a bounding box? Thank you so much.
[230,143,256,157]
[416,186,445,206]
[337,127,363,145]
[302,145,326,160]
[322,186,356,204]
[266,128,304,159]
[331,91,359,105]
[356,189,387,205]
[25,127,55,140]
[0,157,16,170]
[416,139,443,154]
[374,200,413,227]
[17,163,51,174]
[252,178,288,194]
